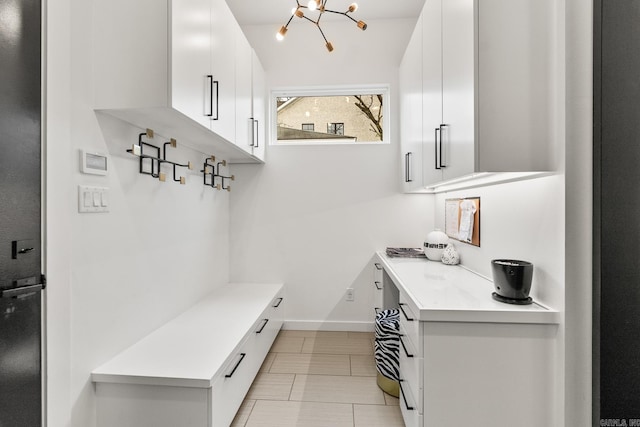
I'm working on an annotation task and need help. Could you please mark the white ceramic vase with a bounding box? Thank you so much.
[424,229,449,261]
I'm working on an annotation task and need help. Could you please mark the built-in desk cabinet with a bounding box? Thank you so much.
[400,0,556,190]
[92,0,265,163]
[375,253,560,427]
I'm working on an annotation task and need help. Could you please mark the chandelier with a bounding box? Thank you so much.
[276,0,367,52]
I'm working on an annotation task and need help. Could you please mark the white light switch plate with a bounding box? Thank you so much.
[78,185,109,213]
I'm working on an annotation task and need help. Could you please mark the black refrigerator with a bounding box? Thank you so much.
[594,0,640,423]
[0,0,44,426]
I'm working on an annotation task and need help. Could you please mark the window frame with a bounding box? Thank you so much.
[270,84,391,146]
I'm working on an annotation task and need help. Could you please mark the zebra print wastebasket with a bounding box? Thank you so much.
[374,309,400,397]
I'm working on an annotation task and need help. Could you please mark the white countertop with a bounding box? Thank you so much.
[376,252,559,324]
[91,283,283,388]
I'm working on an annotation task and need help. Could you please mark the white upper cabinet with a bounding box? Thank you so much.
[210,0,239,146]
[421,0,443,186]
[399,0,556,190]
[251,51,267,160]
[92,0,263,164]
[234,27,254,155]
[171,0,212,130]
[399,13,424,193]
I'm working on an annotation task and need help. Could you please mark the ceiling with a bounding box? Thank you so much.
[225,0,425,26]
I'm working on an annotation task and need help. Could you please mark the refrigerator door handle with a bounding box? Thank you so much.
[1,274,46,298]
[1,284,44,298]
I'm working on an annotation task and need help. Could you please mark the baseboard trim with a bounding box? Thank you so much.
[283,320,374,332]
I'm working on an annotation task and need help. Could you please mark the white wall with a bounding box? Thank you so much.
[47,1,230,427]
[433,175,565,311]
[231,19,433,329]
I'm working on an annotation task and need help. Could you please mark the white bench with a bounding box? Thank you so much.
[91,283,285,427]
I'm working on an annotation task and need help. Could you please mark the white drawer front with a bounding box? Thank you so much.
[399,378,423,427]
[399,293,421,353]
[254,295,284,359]
[211,339,259,426]
[399,330,423,415]
[373,262,384,311]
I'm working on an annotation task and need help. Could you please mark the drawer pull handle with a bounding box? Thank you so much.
[398,303,415,321]
[272,297,283,308]
[399,334,414,358]
[398,380,415,411]
[374,307,381,315]
[256,318,269,334]
[374,263,382,270]
[225,353,247,378]
[374,281,382,290]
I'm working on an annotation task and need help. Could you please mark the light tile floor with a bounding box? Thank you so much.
[231,330,405,427]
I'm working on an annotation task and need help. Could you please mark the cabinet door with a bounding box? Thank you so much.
[476,0,554,172]
[399,13,424,193]
[235,28,254,154]
[441,0,474,181]
[210,0,237,143]
[170,0,212,129]
[251,50,266,160]
[422,0,444,185]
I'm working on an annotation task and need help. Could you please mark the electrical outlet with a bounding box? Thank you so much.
[346,288,354,302]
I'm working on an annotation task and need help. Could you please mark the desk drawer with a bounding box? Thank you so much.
[399,378,423,427]
[399,325,423,414]
[398,292,421,352]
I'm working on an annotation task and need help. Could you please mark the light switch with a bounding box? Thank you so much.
[78,185,109,213]
[83,191,92,207]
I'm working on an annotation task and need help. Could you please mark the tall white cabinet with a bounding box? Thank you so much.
[399,13,424,192]
[92,0,266,163]
[400,0,556,190]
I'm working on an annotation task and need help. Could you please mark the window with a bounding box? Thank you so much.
[327,123,344,135]
[271,85,390,145]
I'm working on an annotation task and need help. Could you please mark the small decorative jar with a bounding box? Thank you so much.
[441,243,460,265]
[423,229,449,261]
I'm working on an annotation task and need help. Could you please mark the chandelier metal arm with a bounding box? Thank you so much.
[276,0,367,52]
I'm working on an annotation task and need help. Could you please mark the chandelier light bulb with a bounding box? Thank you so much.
[276,26,287,41]
[348,3,358,13]
[295,8,304,18]
[308,0,317,11]
[357,20,367,30]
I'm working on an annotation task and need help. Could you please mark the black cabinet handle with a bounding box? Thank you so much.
[439,124,447,168]
[272,297,283,308]
[435,127,441,170]
[405,152,413,182]
[374,307,381,315]
[254,119,259,148]
[206,77,219,120]
[374,281,382,290]
[398,380,415,411]
[256,318,269,334]
[399,334,414,358]
[206,75,213,117]
[249,117,255,147]
[374,263,382,271]
[398,303,415,321]
[225,353,246,378]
